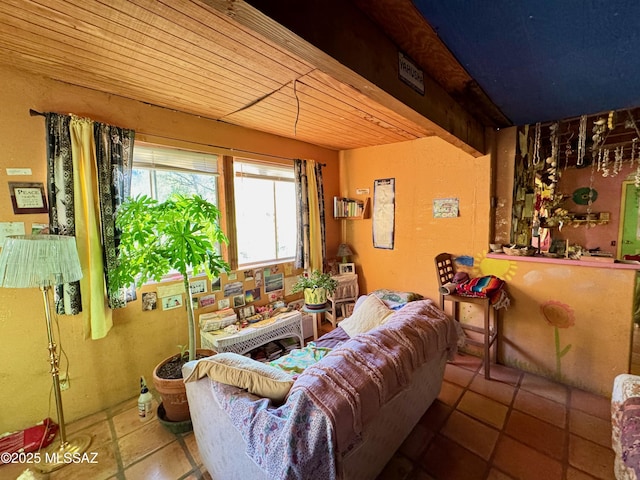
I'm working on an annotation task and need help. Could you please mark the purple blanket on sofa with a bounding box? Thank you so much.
[210,299,457,480]
[291,299,457,454]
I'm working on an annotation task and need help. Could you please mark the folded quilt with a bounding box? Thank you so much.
[455,275,510,308]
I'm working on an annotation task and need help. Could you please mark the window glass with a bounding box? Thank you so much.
[130,145,218,204]
[233,160,296,266]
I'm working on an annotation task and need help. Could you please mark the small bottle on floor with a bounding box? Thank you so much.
[138,376,154,421]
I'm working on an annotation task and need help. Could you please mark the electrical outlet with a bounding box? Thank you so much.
[59,374,70,391]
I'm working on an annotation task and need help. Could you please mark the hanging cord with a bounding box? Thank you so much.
[293,79,301,136]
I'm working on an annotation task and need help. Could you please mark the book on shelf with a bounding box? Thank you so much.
[333,197,365,218]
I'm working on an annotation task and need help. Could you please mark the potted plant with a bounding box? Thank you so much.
[291,269,338,308]
[110,193,230,423]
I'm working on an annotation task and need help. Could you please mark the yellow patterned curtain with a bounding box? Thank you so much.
[294,159,326,272]
[69,116,112,339]
[306,161,323,271]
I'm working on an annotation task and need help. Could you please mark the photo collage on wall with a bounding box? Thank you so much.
[134,262,304,325]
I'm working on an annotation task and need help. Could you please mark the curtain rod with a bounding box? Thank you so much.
[29,108,326,166]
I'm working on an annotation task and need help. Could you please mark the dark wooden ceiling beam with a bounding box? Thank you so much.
[352,0,511,129]
[200,0,487,156]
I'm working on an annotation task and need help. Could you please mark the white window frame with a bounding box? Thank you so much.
[233,158,296,268]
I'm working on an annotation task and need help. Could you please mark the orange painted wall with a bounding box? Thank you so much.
[339,136,492,301]
[0,65,339,432]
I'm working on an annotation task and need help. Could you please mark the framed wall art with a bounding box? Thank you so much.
[373,178,395,249]
[8,182,48,214]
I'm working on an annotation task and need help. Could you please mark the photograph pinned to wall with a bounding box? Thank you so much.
[243,270,254,281]
[264,273,284,293]
[211,277,221,292]
[31,223,49,235]
[284,263,293,276]
[198,294,217,308]
[162,294,183,310]
[269,265,280,275]
[227,272,238,281]
[268,290,284,302]
[433,198,459,218]
[233,294,246,308]
[142,292,157,311]
[339,263,355,275]
[157,282,185,298]
[245,288,261,303]
[284,276,297,296]
[218,298,230,310]
[0,222,26,247]
[189,279,207,295]
[254,269,263,287]
[8,182,48,214]
[125,284,137,302]
[223,281,243,297]
[373,178,395,249]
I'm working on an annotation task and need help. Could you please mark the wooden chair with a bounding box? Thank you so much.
[434,253,498,379]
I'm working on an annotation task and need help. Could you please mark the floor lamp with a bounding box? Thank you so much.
[0,235,91,472]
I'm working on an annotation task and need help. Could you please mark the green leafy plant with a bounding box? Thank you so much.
[291,269,338,295]
[110,193,230,362]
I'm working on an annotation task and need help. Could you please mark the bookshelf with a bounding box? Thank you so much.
[333,197,370,219]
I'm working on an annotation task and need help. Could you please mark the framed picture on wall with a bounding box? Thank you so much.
[339,263,355,274]
[8,182,48,214]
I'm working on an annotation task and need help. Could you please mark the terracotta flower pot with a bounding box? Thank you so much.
[152,348,214,422]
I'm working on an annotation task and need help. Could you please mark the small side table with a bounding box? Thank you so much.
[302,303,331,340]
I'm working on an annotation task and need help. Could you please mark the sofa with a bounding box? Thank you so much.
[613,374,640,479]
[183,295,458,480]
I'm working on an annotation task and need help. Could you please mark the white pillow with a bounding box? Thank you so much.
[340,294,393,338]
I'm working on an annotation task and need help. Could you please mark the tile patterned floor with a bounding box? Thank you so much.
[2,352,615,480]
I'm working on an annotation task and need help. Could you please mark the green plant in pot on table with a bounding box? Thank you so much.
[292,269,338,308]
[110,194,229,424]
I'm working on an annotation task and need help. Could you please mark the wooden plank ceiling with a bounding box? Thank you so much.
[0,0,436,151]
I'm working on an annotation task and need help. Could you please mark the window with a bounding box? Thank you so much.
[129,146,296,269]
[131,145,218,204]
[233,159,296,266]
